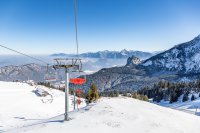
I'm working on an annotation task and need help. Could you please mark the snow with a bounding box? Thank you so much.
[158,96,200,116]
[83,70,95,75]
[193,53,200,63]
[185,53,200,72]
[179,77,191,82]
[6,97,200,133]
[142,60,152,66]
[140,35,200,73]
[120,49,128,56]
[1,81,200,133]
[0,81,86,132]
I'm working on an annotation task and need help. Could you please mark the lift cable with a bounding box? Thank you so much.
[74,0,79,58]
[0,0,80,65]
[0,44,49,65]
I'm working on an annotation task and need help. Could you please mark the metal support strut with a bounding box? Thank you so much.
[65,68,69,121]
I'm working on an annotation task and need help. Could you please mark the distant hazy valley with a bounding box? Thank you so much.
[0,49,155,82]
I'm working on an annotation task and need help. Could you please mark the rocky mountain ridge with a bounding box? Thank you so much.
[82,35,200,92]
[51,49,154,60]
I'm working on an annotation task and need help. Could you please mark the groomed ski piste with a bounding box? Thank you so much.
[1,81,200,133]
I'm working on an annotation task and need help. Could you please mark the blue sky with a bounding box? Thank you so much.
[0,0,200,54]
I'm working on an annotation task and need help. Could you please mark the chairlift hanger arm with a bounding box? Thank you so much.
[53,64,79,69]
[53,58,82,71]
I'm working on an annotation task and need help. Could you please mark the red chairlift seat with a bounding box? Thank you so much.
[70,78,86,85]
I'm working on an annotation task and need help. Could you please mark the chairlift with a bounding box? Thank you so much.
[70,69,86,110]
[70,77,86,85]
[65,58,87,85]
[70,70,87,85]
[44,75,57,82]
[72,58,82,72]
[44,64,57,82]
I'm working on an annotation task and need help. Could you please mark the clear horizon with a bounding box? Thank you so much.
[0,0,200,55]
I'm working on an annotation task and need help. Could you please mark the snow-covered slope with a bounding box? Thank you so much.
[9,97,200,133]
[158,95,200,115]
[0,81,86,132]
[141,35,200,74]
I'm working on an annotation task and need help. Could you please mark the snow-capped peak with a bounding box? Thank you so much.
[141,34,200,74]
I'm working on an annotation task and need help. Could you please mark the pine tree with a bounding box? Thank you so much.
[90,82,99,100]
[143,95,149,102]
[86,82,99,103]
[170,91,178,103]
[137,94,142,100]
[191,94,195,101]
[113,90,119,97]
[86,88,92,103]
[182,93,188,102]
[132,92,138,99]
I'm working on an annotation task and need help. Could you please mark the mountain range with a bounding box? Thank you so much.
[51,49,154,60]
[81,35,200,92]
[142,35,200,74]
[0,64,50,82]
[1,35,200,92]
